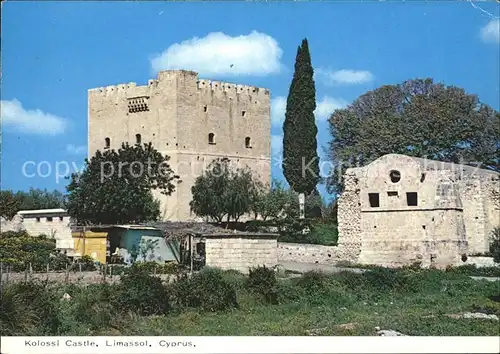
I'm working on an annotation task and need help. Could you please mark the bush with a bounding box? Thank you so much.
[171,268,238,312]
[72,255,97,271]
[0,231,57,271]
[49,252,72,271]
[489,227,500,263]
[294,271,352,306]
[246,266,279,304]
[116,267,170,316]
[446,264,500,277]
[0,281,61,335]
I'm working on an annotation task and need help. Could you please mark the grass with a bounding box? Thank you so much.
[1,267,499,336]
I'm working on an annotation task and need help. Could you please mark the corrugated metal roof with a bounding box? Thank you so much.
[18,208,67,215]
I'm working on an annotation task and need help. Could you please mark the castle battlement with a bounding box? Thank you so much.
[88,71,270,100]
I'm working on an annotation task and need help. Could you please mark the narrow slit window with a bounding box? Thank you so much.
[245,137,251,148]
[242,110,246,117]
[105,137,110,149]
[136,134,141,145]
[387,191,398,197]
[407,192,418,206]
[208,133,215,145]
[368,193,380,207]
[203,105,208,112]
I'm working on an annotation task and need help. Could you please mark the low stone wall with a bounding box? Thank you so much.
[206,237,277,273]
[0,271,175,285]
[278,242,348,265]
[466,256,498,268]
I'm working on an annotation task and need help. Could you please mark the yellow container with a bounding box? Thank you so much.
[72,231,108,264]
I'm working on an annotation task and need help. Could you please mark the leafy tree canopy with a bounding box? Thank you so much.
[190,158,261,223]
[0,189,66,220]
[66,142,178,225]
[327,78,500,194]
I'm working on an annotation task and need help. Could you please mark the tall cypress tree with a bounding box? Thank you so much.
[282,38,319,197]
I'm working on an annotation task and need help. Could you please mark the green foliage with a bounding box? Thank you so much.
[66,142,179,225]
[251,180,299,220]
[282,38,320,194]
[0,231,59,271]
[0,284,38,335]
[170,268,238,312]
[117,267,170,316]
[190,158,261,222]
[445,264,500,277]
[327,78,500,193]
[246,266,279,304]
[0,189,66,219]
[73,255,97,271]
[489,227,500,263]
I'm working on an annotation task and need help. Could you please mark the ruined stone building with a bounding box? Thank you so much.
[337,154,500,268]
[88,70,271,221]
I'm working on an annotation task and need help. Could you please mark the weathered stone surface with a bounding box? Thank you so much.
[377,329,406,336]
[337,154,500,268]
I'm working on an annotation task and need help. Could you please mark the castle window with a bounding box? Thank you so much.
[203,105,207,112]
[387,191,398,197]
[368,193,380,207]
[36,217,40,222]
[105,137,110,149]
[135,134,141,145]
[208,133,215,145]
[242,110,246,117]
[389,170,401,183]
[407,192,418,206]
[59,216,64,221]
[420,173,426,182]
[245,137,252,148]
[46,217,53,222]
[127,96,149,113]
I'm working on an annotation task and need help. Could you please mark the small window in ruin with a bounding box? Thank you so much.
[387,191,398,197]
[135,134,141,145]
[208,133,215,145]
[389,170,401,183]
[407,192,418,206]
[46,217,53,222]
[245,137,252,148]
[368,193,380,207]
[242,110,246,117]
[105,137,110,149]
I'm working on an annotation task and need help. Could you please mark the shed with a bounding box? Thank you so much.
[149,222,279,273]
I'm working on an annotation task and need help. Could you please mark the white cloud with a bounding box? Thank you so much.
[316,68,374,85]
[271,95,347,126]
[271,134,283,157]
[1,99,67,135]
[271,96,287,126]
[315,96,348,121]
[151,31,283,76]
[480,19,500,43]
[66,144,87,155]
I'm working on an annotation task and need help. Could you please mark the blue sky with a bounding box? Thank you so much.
[1,1,499,202]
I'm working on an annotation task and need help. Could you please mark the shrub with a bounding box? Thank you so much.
[489,227,500,263]
[0,281,61,335]
[446,264,500,277]
[0,231,57,271]
[171,268,238,312]
[0,284,38,335]
[49,252,72,271]
[246,266,279,304]
[73,255,97,271]
[294,271,352,306]
[116,267,170,316]
[363,267,407,292]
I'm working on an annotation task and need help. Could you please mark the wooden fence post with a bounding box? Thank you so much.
[46,263,50,282]
[65,264,70,283]
[24,266,28,283]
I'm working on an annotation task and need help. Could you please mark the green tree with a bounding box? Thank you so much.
[190,158,260,223]
[0,191,22,220]
[66,142,179,225]
[327,78,500,194]
[251,180,298,221]
[282,38,320,196]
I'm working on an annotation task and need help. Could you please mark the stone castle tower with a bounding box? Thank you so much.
[88,70,272,221]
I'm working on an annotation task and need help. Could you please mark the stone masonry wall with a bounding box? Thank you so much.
[88,70,271,221]
[205,237,277,273]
